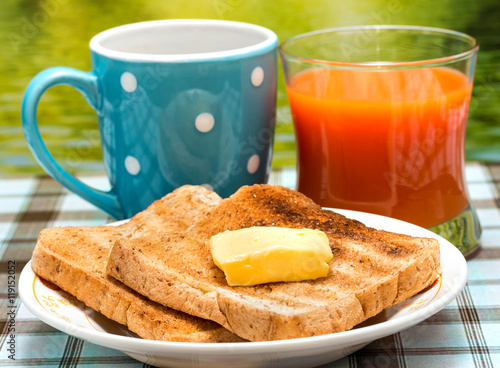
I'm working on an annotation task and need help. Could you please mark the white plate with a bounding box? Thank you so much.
[19,209,467,368]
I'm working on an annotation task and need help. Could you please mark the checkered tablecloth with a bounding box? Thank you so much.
[1,163,499,367]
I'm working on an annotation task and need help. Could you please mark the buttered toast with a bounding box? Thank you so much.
[31,186,243,343]
[107,184,441,342]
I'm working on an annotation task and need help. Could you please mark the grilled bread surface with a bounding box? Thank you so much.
[107,184,441,342]
[31,186,244,343]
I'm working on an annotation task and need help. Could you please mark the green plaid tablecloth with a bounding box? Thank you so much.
[1,163,499,367]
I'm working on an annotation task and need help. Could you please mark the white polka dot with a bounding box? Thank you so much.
[125,156,141,175]
[251,67,264,87]
[247,154,260,174]
[195,112,215,133]
[121,72,137,92]
[201,183,214,191]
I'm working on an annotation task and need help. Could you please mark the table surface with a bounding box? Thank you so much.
[1,162,499,368]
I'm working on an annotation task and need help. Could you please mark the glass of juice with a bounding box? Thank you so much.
[280,25,481,255]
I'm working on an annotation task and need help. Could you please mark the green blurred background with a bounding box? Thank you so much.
[1,0,499,175]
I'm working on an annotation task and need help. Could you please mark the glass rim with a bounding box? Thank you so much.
[279,25,479,68]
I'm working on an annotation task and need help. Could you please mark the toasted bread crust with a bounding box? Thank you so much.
[108,184,441,341]
[31,186,244,343]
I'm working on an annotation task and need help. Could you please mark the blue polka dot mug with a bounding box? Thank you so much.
[21,19,278,219]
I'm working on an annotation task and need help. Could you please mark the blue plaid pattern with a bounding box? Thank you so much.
[1,163,499,367]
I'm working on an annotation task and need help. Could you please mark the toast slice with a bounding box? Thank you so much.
[31,186,244,343]
[107,184,441,342]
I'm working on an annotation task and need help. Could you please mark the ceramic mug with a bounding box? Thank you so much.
[22,19,278,219]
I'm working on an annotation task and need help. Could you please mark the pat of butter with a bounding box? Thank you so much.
[210,227,332,286]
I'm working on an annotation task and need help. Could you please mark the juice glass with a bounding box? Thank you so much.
[280,25,481,255]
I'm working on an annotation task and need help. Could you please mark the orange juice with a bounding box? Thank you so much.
[286,67,472,228]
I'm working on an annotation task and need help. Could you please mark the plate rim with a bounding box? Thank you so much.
[19,208,468,355]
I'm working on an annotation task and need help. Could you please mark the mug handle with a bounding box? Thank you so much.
[21,67,124,219]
